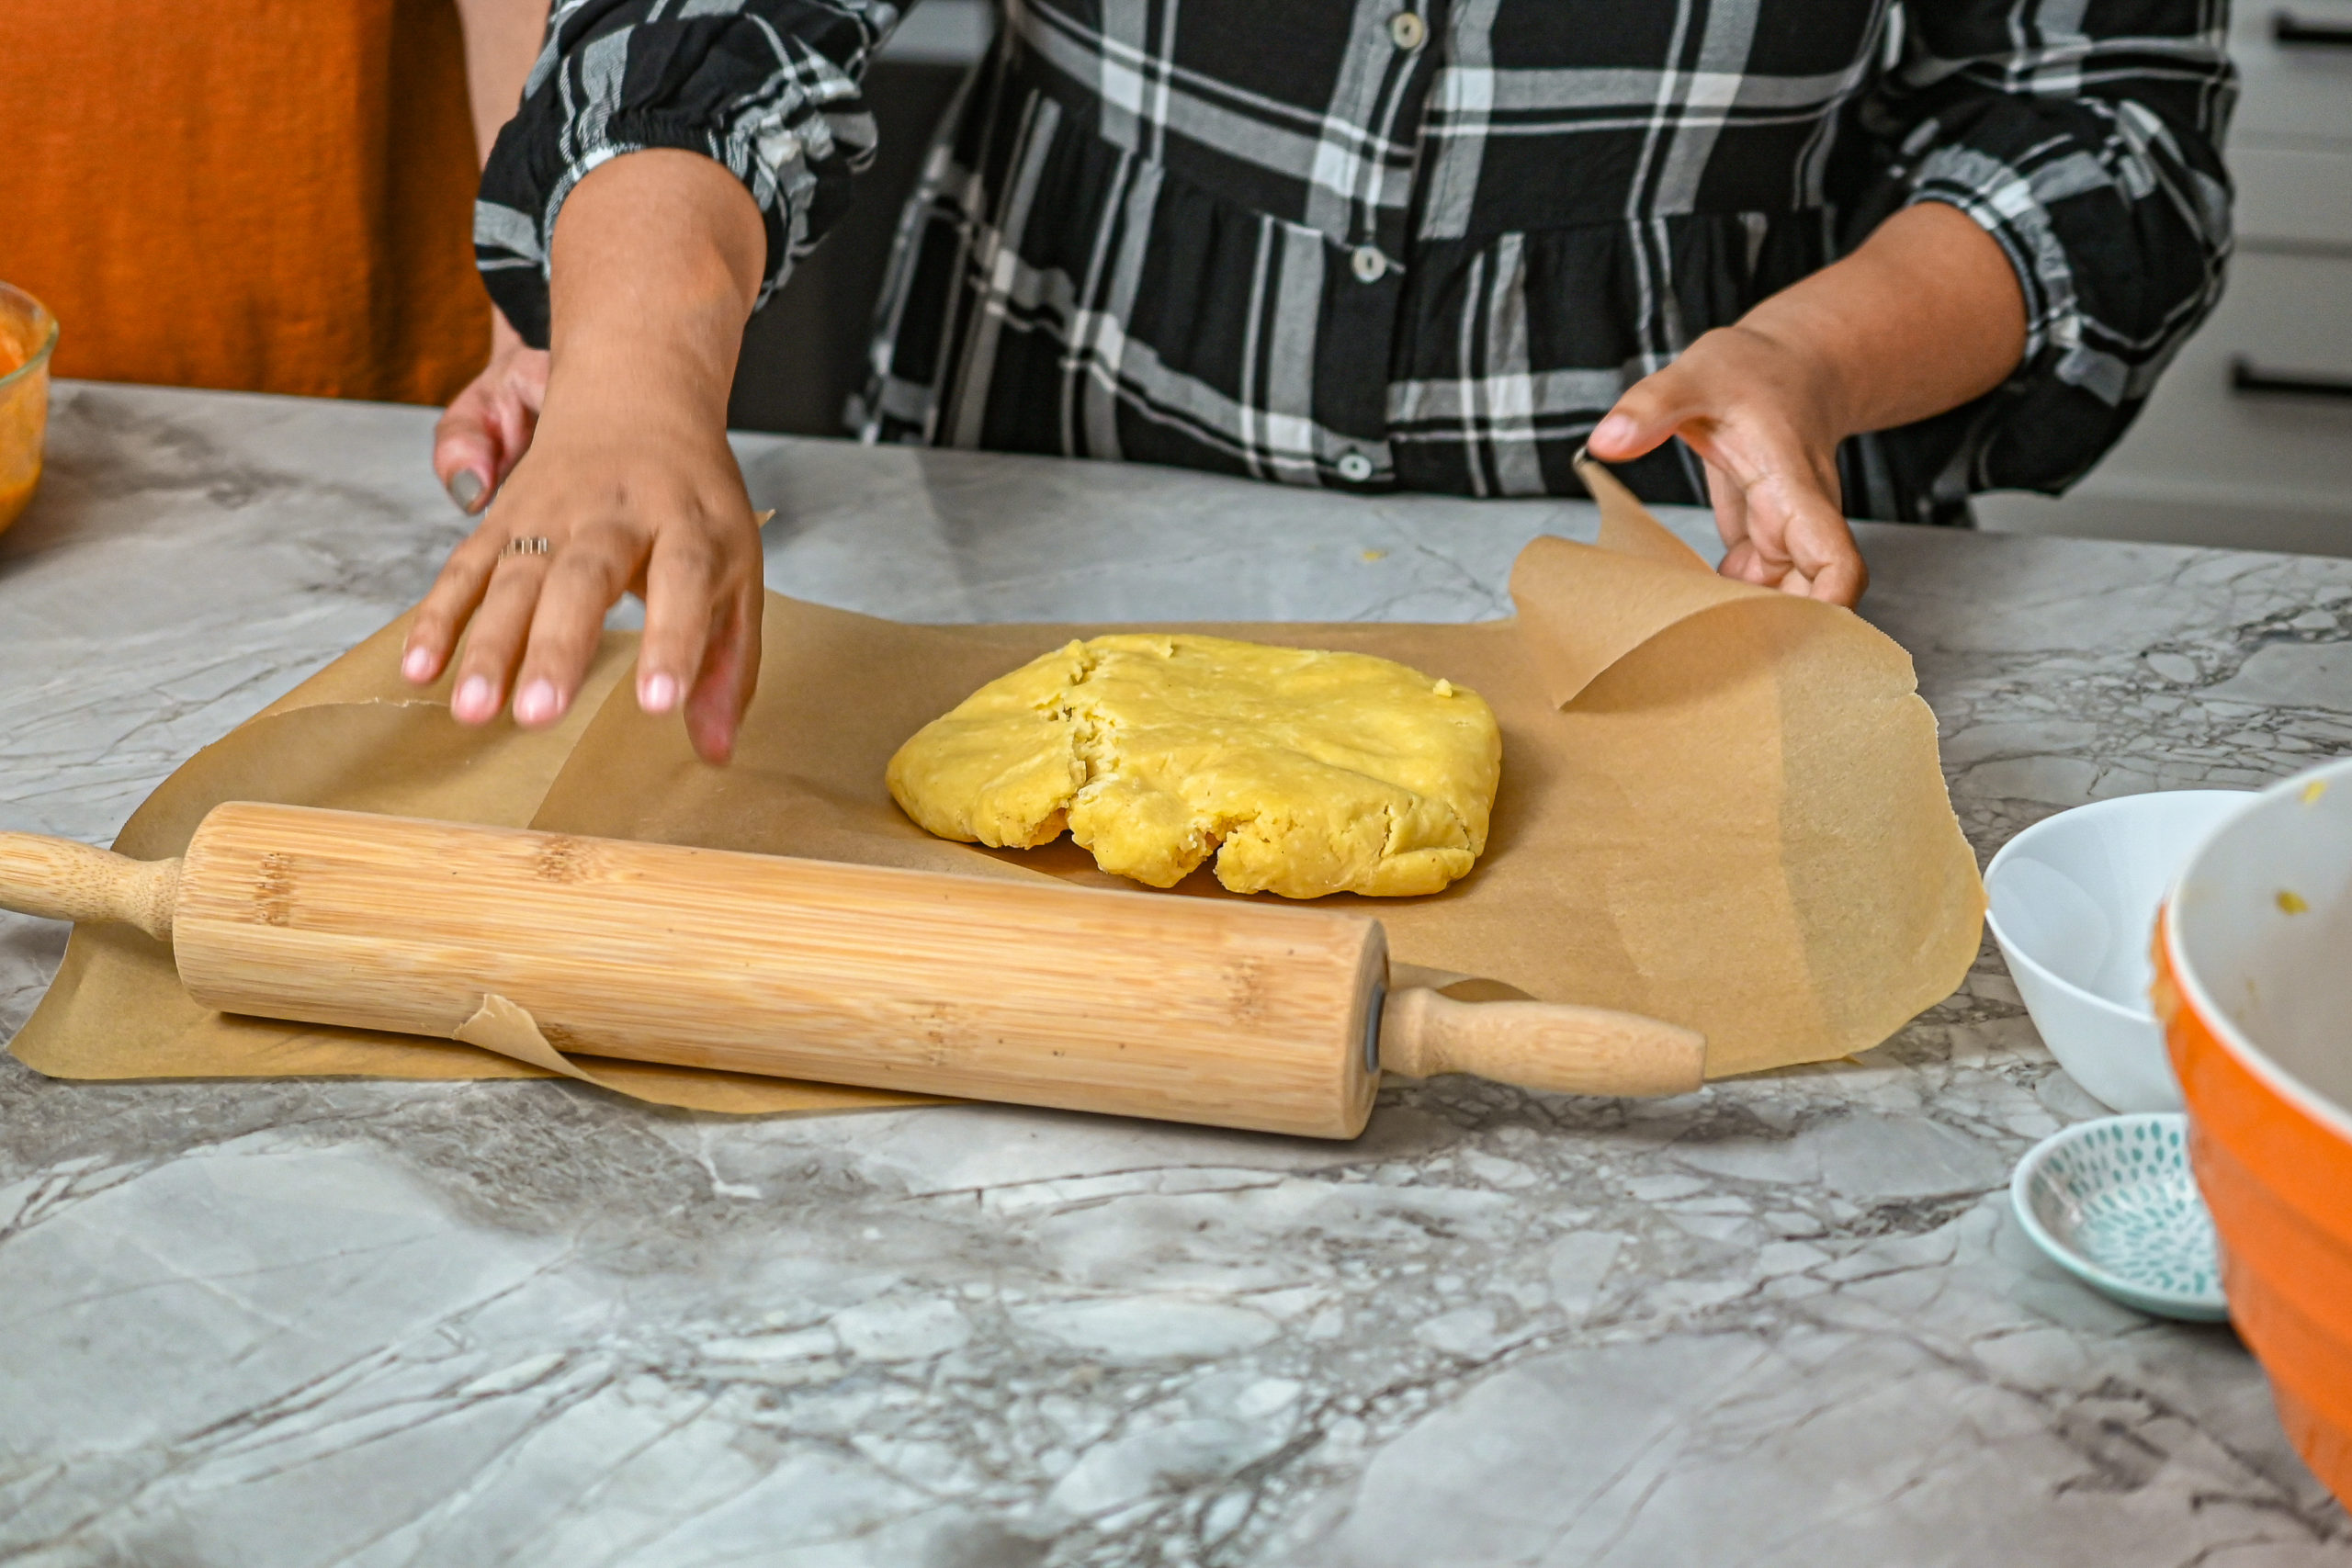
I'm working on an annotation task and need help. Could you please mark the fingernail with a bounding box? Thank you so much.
[514,680,563,726]
[401,646,434,682]
[447,469,487,513]
[1591,413,1635,448]
[639,671,681,714]
[454,675,495,722]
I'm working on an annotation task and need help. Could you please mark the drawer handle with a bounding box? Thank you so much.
[2272,9,2352,46]
[2232,356,2352,400]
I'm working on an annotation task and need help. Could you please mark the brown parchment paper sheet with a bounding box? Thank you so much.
[10,460,1984,1107]
[10,615,925,1114]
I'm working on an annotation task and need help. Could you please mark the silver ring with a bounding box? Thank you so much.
[500,536,552,559]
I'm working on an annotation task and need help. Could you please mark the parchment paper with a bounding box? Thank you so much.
[9,615,928,1114]
[10,458,1984,1106]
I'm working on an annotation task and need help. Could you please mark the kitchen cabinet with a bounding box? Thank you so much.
[1977,2,2352,553]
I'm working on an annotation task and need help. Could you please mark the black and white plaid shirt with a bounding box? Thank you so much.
[480,0,2235,523]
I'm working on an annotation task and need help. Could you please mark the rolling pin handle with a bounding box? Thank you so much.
[0,832,181,942]
[1378,986,1704,1099]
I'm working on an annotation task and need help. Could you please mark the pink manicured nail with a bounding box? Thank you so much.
[639,671,681,714]
[454,675,495,722]
[514,680,562,726]
[1590,413,1635,448]
[401,646,434,682]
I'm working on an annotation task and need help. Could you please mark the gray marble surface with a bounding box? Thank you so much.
[6,381,2352,1567]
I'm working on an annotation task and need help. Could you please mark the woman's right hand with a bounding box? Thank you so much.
[405,148,770,762]
[401,387,766,764]
[433,313,548,513]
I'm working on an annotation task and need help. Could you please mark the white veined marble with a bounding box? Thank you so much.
[5,382,2350,1566]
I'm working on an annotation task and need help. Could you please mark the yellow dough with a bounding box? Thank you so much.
[887,634,1502,897]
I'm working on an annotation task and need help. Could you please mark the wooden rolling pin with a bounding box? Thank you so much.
[0,802,1703,1137]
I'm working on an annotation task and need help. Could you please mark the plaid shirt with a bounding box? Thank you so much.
[480,0,2235,522]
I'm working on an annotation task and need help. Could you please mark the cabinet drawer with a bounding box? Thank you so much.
[1973,250,2352,555]
[876,0,993,62]
[2090,250,2352,492]
[2217,250,2352,384]
[2233,1,2352,146]
[2233,144,2352,250]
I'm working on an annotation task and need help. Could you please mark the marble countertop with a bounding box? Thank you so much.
[7,381,2352,1568]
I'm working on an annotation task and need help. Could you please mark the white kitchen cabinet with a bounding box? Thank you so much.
[1976,249,2352,554]
[878,0,995,63]
[1975,6,2352,555]
[2228,0,2352,145]
[2234,144,2352,247]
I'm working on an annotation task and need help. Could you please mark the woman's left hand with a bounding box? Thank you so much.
[1585,201,2035,614]
[1586,323,1867,608]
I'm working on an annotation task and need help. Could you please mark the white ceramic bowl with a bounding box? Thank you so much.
[1985,790,2254,1112]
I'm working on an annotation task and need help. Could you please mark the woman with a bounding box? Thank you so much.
[406,0,2234,764]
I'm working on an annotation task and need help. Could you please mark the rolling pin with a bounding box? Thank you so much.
[0,802,1703,1138]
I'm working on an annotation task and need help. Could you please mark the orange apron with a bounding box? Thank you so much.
[0,0,488,405]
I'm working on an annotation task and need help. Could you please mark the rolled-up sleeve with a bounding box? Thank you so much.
[1862,0,2236,502]
[476,0,903,347]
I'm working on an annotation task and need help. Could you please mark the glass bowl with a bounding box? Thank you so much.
[0,281,60,536]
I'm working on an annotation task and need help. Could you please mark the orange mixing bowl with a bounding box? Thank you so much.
[2156,757,2352,1504]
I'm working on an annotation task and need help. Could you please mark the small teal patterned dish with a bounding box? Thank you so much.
[2010,1113,2228,1322]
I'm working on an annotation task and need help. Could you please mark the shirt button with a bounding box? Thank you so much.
[1350,244,1388,284]
[1388,10,1427,50]
[1337,451,1375,483]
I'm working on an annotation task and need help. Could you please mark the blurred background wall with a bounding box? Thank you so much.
[725,0,991,438]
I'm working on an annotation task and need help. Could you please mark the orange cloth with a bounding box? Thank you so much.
[0,0,489,405]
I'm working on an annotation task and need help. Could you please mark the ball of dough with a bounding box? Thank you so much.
[887,634,1502,897]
